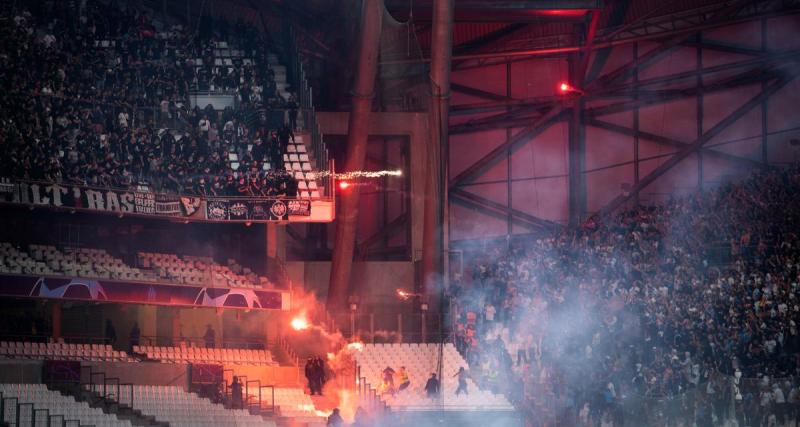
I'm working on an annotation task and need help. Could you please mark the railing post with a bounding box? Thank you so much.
[370,314,375,343]
[397,314,403,343]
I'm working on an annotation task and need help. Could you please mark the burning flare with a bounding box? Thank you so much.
[291,316,310,331]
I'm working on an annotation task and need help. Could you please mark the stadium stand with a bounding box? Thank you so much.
[249,387,325,425]
[1,383,131,427]
[353,343,513,411]
[0,341,135,362]
[135,345,276,366]
[0,242,279,289]
[452,166,800,423]
[139,251,269,289]
[106,385,276,427]
[0,0,323,199]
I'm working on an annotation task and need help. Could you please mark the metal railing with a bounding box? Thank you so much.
[135,335,268,350]
[287,24,331,197]
[327,311,448,344]
[354,366,388,415]
[244,380,276,416]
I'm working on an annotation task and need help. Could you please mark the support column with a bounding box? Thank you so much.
[421,0,454,297]
[138,305,157,346]
[266,223,278,259]
[327,0,383,311]
[568,55,586,226]
[52,302,62,342]
[265,223,284,280]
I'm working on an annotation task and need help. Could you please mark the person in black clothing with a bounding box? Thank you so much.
[305,358,316,395]
[231,376,243,409]
[327,408,343,427]
[424,373,440,399]
[269,131,283,170]
[279,123,294,146]
[314,357,327,395]
[105,320,117,346]
[454,367,469,396]
[287,96,298,131]
[204,324,215,348]
[285,174,298,197]
[129,322,140,349]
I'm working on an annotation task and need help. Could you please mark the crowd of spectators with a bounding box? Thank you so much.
[452,166,800,426]
[0,0,301,197]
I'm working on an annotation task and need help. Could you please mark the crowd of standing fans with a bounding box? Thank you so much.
[0,0,301,197]
[453,165,800,426]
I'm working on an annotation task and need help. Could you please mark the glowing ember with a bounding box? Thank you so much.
[308,169,403,179]
[291,316,309,331]
[326,352,336,360]
[397,289,410,300]
[346,342,364,351]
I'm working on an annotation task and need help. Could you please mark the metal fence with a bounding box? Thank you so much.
[327,311,447,344]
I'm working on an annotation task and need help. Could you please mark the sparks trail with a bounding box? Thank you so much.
[307,170,403,180]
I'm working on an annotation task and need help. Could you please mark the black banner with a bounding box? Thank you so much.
[205,199,310,221]
[0,179,311,222]
[0,180,205,220]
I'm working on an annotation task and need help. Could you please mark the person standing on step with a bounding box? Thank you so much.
[305,357,316,395]
[398,366,410,392]
[382,366,396,396]
[129,322,140,351]
[327,408,343,427]
[425,373,440,399]
[231,376,243,409]
[105,320,117,347]
[314,356,327,395]
[454,367,469,396]
[204,324,215,348]
[287,95,298,131]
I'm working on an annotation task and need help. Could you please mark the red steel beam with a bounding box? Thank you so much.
[449,106,568,187]
[587,118,770,170]
[381,1,800,65]
[595,76,792,218]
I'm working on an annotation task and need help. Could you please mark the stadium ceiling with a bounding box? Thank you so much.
[384,0,603,22]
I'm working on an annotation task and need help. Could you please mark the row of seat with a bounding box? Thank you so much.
[134,345,276,366]
[139,252,269,289]
[0,242,277,291]
[1,383,131,427]
[103,385,276,427]
[29,245,150,282]
[0,341,136,362]
[0,341,285,366]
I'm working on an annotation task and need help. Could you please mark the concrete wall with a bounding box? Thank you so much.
[285,260,414,305]
[59,303,276,350]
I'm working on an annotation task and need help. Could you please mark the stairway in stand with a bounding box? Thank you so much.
[309,394,337,415]
[48,382,165,427]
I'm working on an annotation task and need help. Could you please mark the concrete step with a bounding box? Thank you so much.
[309,394,337,413]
